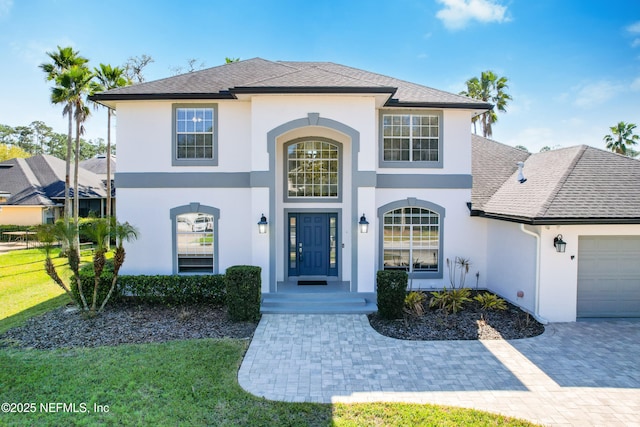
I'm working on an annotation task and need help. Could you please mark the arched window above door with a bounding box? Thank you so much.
[284,138,342,202]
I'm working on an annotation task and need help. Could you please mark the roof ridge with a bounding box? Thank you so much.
[311,63,391,88]
[537,145,588,218]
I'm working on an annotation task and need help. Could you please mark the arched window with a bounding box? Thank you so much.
[382,206,440,273]
[285,139,340,199]
[170,203,219,274]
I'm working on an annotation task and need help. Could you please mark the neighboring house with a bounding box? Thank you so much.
[0,154,108,225]
[90,58,640,322]
[80,154,116,215]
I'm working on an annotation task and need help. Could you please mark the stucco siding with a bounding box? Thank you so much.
[485,220,536,314]
[0,206,43,226]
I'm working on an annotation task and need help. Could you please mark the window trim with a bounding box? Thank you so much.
[170,202,220,274]
[172,103,218,166]
[378,109,443,169]
[377,198,445,279]
[283,137,343,203]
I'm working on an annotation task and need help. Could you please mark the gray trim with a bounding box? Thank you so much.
[250,171,271,187]
[377,198,445,280]
[355,171,377,187]
[171,103,219,167]
[116,172,250,188]
[377,174,472,189]
[169,202,220,274]
[378,109,443,169]
[267,113,360,293]
[283,137,343,203]
[284,208,342,281]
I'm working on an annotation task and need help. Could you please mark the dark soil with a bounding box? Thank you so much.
[368,290,545,340]
[0,300,257,350]
[1,291,544,350]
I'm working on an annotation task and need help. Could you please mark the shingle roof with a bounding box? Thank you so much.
[472,136,640,224]
[0,155,107,206]
[91,58,491,109]
[80,155,116,177]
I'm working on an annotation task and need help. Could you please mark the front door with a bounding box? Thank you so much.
[288,213,338,277]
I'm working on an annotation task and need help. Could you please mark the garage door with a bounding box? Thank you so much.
[578,236,640,317]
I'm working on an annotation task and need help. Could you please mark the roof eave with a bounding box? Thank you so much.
[471,209,640,225]
[229,86,398,95]
[385,100,493,110]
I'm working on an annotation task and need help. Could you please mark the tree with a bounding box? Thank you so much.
[93,64,130,225]
[460,71,512,138]
[603,122,639,157]
[225,57,240,63]
[514,145,529,152]
[123,54,154,83]
[30,121,54,154]
[52,64,95,255]
[0,143,30,161]
[170,58,206,75]
[41,46,89,227]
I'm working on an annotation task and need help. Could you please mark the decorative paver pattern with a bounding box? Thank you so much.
[239,314,640,427]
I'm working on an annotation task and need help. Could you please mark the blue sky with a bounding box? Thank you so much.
[0,0,639,153]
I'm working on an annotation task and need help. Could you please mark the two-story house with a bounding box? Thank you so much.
[91,58,640,322]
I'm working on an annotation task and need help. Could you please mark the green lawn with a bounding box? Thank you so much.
[0,249,538,427]
[0,248,81,334]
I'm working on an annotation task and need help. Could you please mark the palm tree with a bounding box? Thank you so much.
[460,70,512,138]
[93,64,131,227]
[603,122,639,157]
[99,220,139,312]
[52,65,95,257]
[40,47,88,225]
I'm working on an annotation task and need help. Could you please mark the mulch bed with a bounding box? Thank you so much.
[1,290,544,350]
[368,290,545,340]
[0,301,258,350]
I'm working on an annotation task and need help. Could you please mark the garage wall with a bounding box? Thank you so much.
[538,224,640,322]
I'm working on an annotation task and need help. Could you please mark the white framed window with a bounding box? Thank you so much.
[170,204,219,274]
[285,139,340,200]
[172,104,218,166]
[382,207,440,273]
[379,111,442,168]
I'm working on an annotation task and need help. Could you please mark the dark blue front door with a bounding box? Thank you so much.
[288,213,338,277]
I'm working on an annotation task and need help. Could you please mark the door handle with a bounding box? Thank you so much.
[298,242,303,262]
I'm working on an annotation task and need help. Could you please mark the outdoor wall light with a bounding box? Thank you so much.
[358,213,369,233]
[553,234,566,253]
[257,214,268,234]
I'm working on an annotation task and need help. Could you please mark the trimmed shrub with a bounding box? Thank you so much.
[225,265,261,322]
[71,261,116,308]
[376,270,408,319]
[117,274,226,305]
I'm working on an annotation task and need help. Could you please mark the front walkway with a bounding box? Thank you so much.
[238,314,640,427]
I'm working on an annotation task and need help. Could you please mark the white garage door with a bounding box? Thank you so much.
[578,236,640,317]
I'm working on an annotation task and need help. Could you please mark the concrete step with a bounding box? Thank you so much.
[260,292,377,314]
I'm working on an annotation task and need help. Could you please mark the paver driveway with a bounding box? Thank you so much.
[239,314,640,427]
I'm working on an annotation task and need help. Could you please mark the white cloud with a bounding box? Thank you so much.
[631,77,640,91]
[572,80,624,109]
[11,37,76,67]
[436,0,509,31]
[632,38,640,48]
[627,21,640,34]
[0,0,12,18]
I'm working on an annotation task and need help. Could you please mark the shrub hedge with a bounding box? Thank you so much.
[70,261,116,308]
[376,270,408,319]
[225,265,261,321]
[118,274,226,305]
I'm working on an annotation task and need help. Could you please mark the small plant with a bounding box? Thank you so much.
[429,287,471,314]
[446,256,471,289]
[404,291,426,317]
[474,292,507,311]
